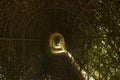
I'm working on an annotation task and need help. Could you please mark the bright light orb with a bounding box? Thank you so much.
[49,33,67,54]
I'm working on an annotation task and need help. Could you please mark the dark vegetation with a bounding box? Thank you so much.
[0,0,120,80]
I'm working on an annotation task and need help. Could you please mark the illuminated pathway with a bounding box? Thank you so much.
[47,33,95,80]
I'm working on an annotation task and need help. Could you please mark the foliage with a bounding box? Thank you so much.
[0,0,120,80]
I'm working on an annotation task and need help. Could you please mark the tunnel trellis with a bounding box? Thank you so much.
[0,0,120,80]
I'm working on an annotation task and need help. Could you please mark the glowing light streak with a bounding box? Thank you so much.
[67,52,95,80]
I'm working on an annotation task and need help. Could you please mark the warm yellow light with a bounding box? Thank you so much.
[49,33,66,54]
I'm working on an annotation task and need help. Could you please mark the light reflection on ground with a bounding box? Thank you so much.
[49,33,95,80]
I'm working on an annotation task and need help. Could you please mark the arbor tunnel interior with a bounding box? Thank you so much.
[0,0,120,80]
